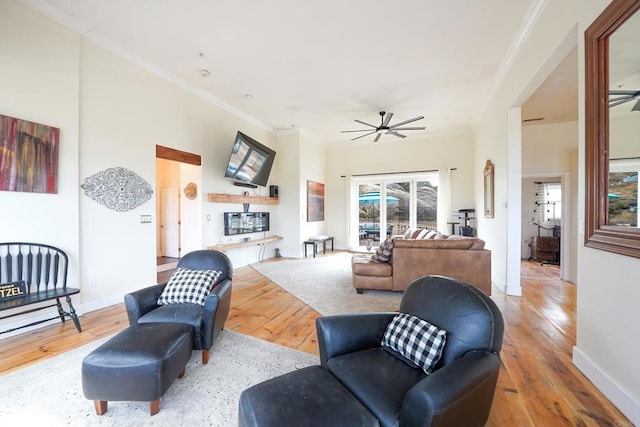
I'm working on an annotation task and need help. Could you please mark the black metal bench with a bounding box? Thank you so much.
[0,242,81,335]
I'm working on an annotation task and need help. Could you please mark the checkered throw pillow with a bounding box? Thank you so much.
[157,268,222,306]
[381,313,447,374]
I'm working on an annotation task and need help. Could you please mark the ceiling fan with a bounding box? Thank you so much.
[341,111,426,142]
[609,89,640,112]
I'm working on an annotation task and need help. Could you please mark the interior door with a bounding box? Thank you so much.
[161,187,180,258]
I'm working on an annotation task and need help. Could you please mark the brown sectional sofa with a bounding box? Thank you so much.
[351,236,491,295]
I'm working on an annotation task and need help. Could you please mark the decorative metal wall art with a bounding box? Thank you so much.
[0,114,59,194]
[81,167,153,212]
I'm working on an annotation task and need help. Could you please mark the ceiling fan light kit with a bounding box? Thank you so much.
[341,111,426,142]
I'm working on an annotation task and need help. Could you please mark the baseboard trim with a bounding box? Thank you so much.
[573,346,640,425]
[157,261,178,272]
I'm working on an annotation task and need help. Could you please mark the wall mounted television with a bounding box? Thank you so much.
[224,212,270,235]
[224,131,276,188]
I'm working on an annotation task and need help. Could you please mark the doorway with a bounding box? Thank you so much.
[155,145,202,267]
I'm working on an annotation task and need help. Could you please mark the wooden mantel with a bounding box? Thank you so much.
[207,193,278,205]
[208,235,282,252]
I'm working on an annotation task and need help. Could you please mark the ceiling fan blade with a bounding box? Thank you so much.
[351,131,376,141]
[390,126,426,131]
[354,119,378,128]
[388,116,425,128]
[381,112,393,127]
[609,97,635,108]
[609,90,640,96]
[388,131,406,138]
[373,133,382,142]
[341,129,375,133]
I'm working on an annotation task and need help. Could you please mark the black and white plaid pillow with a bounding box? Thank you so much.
[381,313,447,374]
[157,268,222,306]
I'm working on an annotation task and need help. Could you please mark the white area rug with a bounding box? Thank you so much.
[0,330,317,426]
[251,251,402,315]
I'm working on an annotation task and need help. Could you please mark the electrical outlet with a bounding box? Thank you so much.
[207,214,211,221]
[89,278,97,288]
[140,215,152,223]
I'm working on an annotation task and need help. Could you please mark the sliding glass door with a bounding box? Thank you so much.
[352,173,438,250]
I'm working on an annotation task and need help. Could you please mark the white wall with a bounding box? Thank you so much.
[300,132,328,242]
[0,0,81,332]
[325,131,475,249]
[475,0,640,422]
[274,132,303,257]
[0,1,281,332]
[574,5,640,422]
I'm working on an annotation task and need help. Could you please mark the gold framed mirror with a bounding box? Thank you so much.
[483,160,494,218]
[585,0,640,258]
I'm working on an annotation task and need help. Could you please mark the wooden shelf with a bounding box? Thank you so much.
[207,235,282,252]
[207,193,278,204]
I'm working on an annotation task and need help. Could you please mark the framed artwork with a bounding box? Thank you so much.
[483,160,494,218]
[307,180,325,222]
[0,114,60,193]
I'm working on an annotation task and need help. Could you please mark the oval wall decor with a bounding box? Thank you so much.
[184,182,197,200]
[81,167,153,212]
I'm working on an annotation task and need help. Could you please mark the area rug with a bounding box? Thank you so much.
[251,251,402,315]
[0,330,317,426]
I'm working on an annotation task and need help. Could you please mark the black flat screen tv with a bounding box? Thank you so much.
[224,131,276,188]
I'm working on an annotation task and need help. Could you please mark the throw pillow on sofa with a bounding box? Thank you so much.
[370,237,393,263]
[381,312,447,374]
[158,267,222,306]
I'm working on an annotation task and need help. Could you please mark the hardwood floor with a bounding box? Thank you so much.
[0,258,630,425]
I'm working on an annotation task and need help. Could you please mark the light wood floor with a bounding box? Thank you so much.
[0,257,631,426]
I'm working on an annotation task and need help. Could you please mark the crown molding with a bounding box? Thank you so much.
[472,0,549,127]
[19,0,276,135]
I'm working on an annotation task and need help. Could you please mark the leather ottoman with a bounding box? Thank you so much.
[82,323,193,416]
[238,365,378,427]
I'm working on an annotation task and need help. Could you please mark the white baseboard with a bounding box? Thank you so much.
[81,295,125,314]
[573,346,640,425]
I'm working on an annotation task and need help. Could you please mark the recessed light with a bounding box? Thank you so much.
[244,94,253,100]
[289,106,299,112]
[199,69,210,77]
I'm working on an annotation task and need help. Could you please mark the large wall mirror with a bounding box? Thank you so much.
[585,0,640,258]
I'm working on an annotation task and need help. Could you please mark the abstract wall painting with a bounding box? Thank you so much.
[307,180,325,222]
[0,114,60,194]
[81,167,153,212]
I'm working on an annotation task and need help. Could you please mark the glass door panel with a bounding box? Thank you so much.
[386,182,410,237]
[417,179,438,230]
[359,183,381,248]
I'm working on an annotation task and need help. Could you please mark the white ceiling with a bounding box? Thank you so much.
[26,0,577,144]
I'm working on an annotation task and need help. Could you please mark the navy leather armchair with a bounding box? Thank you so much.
[239,275,504,426]
[317,275,504,426]
[124,250,233,365]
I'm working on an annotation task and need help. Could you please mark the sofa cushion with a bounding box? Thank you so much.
[352,255,392,277]
[158,267,221,306]
[415,228,430,239]
[402,228,414,239]
[393,237,485,250]
[381,313,447,374]
[370,238,393,263]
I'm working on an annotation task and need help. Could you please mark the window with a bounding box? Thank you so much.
[352,172,439,249]
[534,182,561,225]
